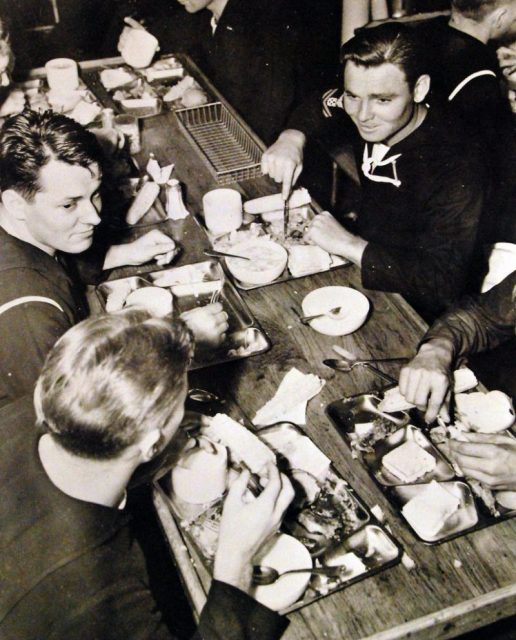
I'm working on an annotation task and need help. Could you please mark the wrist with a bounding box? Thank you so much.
[278,129,306,149]
[419,338,455,368]
[213,552,253,594]
[103,244,127,270]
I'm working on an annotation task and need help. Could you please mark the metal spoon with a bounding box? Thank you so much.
[323,359,398,385]
[187,388,223,403]
[324,357,409,371]
[252,564,348,586]
[204,249,251,261]
[297,306,344,324]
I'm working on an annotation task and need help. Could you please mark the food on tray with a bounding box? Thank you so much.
[259,428,330,482]
[124,286,173,317]
[0,89,26,117]
[120,95,159,112]
[285,473,365,554]
[69,99,102,125]
[244,188,311,215]
[382,440,437,483]
[324,550,367,577]
[163,75,196,103]
[288,245,331,278]
[378,368,478,414]
[349,416,401,456]
[46,89,83,112]
[105,280,133,312]
[151,262,222,296]
[144,56,183,82]
[181,87,208,107]
[251,533,312,611]
[202,413,276,474]
[126,180,161,224]
[171,439,228,504]
[225,239,288,285]
[494,490,516,510]
[401,480,460,538]
[100,67,135,90]
[455,390,515,432]
[226,327,268,359]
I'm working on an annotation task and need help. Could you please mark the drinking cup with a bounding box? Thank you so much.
[202,189,243,236]
[45,58,79,92]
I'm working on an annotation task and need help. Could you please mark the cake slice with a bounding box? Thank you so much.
[402,481,460,538]
[382,440,436,483]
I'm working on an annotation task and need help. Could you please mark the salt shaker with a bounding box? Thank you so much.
[166,179,189,220]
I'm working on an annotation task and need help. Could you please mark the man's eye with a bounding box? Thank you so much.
[344,93,357,100]
[377,98,392,104]
[62,202,76,210]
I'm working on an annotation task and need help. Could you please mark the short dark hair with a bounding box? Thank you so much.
[452,0,510,20]
[341,22,428,90]
[0,109,104,200]
[35,310,194,460]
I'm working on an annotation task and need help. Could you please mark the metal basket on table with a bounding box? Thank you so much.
[175,102,262,184]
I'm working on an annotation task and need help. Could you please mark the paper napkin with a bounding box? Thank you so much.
[253,367,325,427]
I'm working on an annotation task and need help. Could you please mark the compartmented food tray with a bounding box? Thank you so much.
[155,420,402,613]
[175,102,262,184]
[327,392,516,544]
[201,205,351,290]
[96,260,270,369]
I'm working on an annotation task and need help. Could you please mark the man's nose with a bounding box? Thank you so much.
[358,100,373,122]
[81,200,102,225]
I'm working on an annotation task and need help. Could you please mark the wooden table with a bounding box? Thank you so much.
[84,57,516,640]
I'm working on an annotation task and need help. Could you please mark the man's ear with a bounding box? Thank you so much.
[1,189,28,220]
[413,74,431,104]
[490,6,508,35]
[137,428,162,462]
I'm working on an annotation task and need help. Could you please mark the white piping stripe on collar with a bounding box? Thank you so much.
[448,70,497,102]
[0,295,64,317]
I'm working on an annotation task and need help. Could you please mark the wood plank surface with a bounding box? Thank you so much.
[83,56,515,640]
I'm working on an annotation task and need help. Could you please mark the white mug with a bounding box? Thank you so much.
[202,189,243,236]
[45,58,79,92]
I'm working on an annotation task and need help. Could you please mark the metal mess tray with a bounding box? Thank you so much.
[155,420,402,614]
[327,392,516,544]
[96,260,270,370]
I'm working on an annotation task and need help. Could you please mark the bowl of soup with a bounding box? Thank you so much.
[225,239,288,285]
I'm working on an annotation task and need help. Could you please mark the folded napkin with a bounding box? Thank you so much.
[253,368,325,427]
[146,154,174,184]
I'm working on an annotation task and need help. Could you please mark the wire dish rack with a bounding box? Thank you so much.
[175,102,262,184]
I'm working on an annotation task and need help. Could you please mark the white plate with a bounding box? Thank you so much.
[302,286,369,336]
[251,533,312,611]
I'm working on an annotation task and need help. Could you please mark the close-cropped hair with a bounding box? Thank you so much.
[34,310,194,460]
[452,0,511,20]
[341,22,429,90]
[0,108,104,200]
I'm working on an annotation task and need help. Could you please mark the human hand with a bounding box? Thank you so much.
[398,339,455,423]
[448,432,516,490]
[304,211,367,264]
[261,129,306,199]
[180,302,229,349]
[497,45,516,78]
[104,230,176,269]
[214,463,294,594]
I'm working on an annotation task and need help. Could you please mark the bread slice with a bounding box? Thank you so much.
[402,481,460,538]
[202,414,275,474]
[382,440,436,482]
[455,390,515,433]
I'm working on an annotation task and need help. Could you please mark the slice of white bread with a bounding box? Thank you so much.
[455,390,515,433]
[382,440,436,483]
[124,286,173,317]
[402,480,460,538]
[202,413,276,474]
[378,368,478,414]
